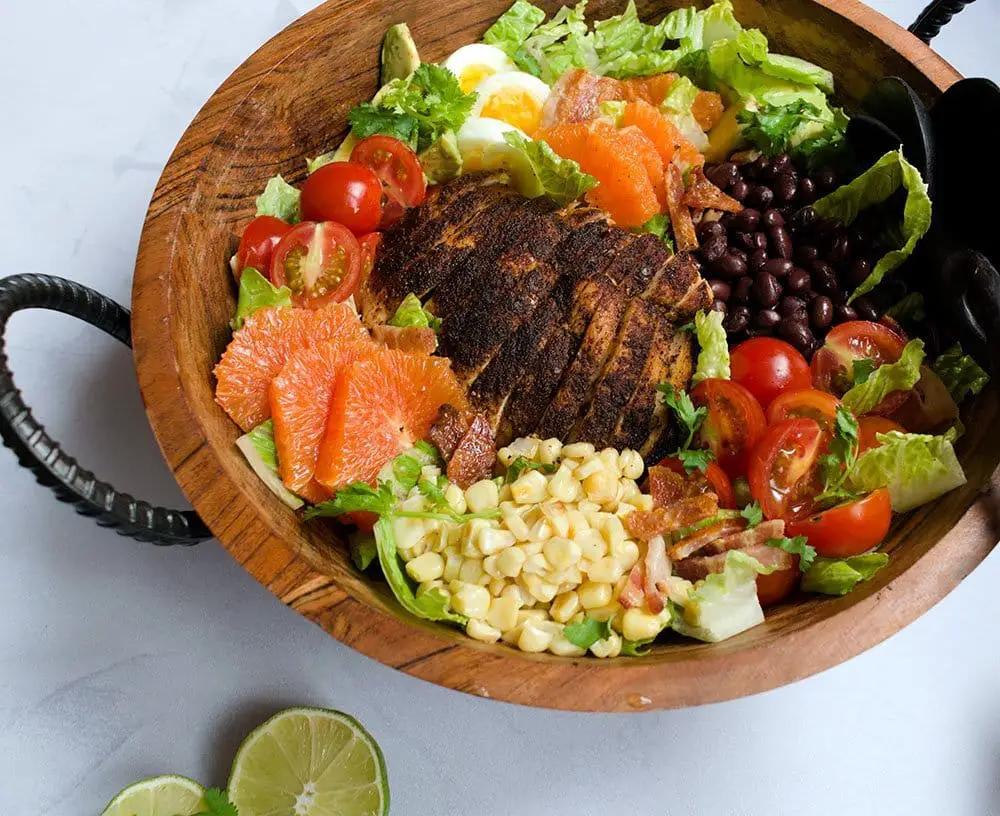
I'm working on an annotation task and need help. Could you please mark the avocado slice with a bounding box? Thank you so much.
[705,102,748,164]
[381,23,420,85]
[419,130,463,183]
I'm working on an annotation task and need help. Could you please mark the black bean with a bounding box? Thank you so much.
[732,276,754,303]
[845,256,871,287]
[749,185,775,210]
[730,180,750,202]
[815,167,838,191]
[811,260,839,294]
[732,207,761,232]
[771,155,794,175]
[730,247,748,263]
[786,267,811,294]
[835,304,858,322]
[734,231,756,251]
[715,252,748,278]
[710,299,727,315]
[744,156,768,181]
[809,295,834,330]
[749,248,769,272]
[853,297,879,321]
[753,272,782,307]
[826,234,850,265]
[781,295,808,317]
[762,208,785,228]
[797,177,817,204]
[849,226,872,254]
[779,315,815,350]
[697,220,726,241]
[752,231,769,252]
[708,162,738,189]
[795,244,819,265]
[725,305,751,334]
[756,308,781,329]
[775,173,798,202]
[832,289,850,305]
[790,206,818,233]
[764,258,794,277]
[700,234,728,263]
[745,326,773,338]
[769,226,793,259]
[708,279,731,302]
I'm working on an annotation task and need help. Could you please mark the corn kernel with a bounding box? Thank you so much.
[538,437,563,465]
[540,501,571,537]
[549,632,587,657]
[501,625,523,645]
[420,464,441,482]
[449,581,491,619]
[566,508,589,537]
[579,580,613,609]
[599,447,621,474]
[561,565,584,585]
[590,631,622,658]
[502,508,531,541]
[543,537,582,571]
[630,494,654,512]
[458,558,485,585]
[508,436,540,459]
[614,502,636,519]
[517,608,550,624]
[466,618,501,643]
[523,573,558,603]
[615,540,640,571]
[478,527,516,556]
[589,555,625,584]
[562,442,595,459]
[416,580,448,600]
[482,554,501,579]
[461,518,490,557]
[498,483,513,502]
[578,500,600,515]
[443,551,464,582]
[511,469,548,504]
[550,590,581,623]
[489,577,507,597]
[393,516,426,554]
[528,518,554,542]
[518,620,555,652]
[465,479,500,513]
[587,602,622,623]
[405,551,445,583]
[575,528,608,562]
[547,466,580,503]
[584,469,618,503]
[495,546,526,578]
[622,607,666,642]
[574,456,604,480]
[497,446,515,467]
[486,595,520,631]
[601,515,627,551]
[519,541,544,557]
[620,449,644,480]
[444,482,467,514]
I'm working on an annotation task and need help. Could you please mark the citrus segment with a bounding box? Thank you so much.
[228,707,389,816]
[621,72,676,106]
[621,99,703,169]
[101,774,206,816]
[693,90,725,131]
[315,350,467,490]
[214,304,369,432]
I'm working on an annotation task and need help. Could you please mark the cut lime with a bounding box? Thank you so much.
[228,707,389,816]
[101,774,206,816]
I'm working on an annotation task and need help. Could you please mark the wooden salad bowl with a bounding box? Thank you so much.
[3,0,996,711]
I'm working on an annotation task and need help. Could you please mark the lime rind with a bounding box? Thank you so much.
[100,774,206,816]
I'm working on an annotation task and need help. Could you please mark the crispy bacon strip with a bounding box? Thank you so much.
[682,167,743,213]
[428,403,470,460]
[643,534,672,614]
[540,68,624,127]
[665,163,698,251]
[667,518,747,561]
[372,325,437,355]
[674,542,795,582]
[625,494,719,542]
[619,563,646,609]
[447,413,496,488]
[647,465,689,506]
[698,519,786,557]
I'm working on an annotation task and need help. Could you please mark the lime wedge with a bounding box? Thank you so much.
[101,774,206,816]
[228,707,389,816]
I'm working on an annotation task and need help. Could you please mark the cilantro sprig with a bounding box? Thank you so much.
[563,616,614,649]
[740,501,763,529]
[657,382,715,474]
[506,457,557,483]
[766,535,817,571]
[815,405,861,506]
[196,789,239,816]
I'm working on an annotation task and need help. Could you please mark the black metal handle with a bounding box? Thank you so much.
[908,0,977,43]
[0,274,211,545]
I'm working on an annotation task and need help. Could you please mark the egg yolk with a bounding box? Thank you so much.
[458,65,497,94]
[480,89,543,137]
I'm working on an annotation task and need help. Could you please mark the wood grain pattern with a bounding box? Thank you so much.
[131,0,996,711]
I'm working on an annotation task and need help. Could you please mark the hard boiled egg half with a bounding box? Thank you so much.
[443,44,516,94]
[455,118,543,198]
[469,71,551,137]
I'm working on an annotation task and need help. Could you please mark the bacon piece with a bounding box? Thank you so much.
[625,494,719,542]
[674,542,795,582]
[667,518,747,561]
[643,534,671,614]
[664,163,698,251]
[682,167,743,213]
[541,68,624,127]
[428,403,472,460]
[619,563,646,609]
[647,465,689,506]
[699,519,786,557]
[447,412,496,488]
[372,324,437,355]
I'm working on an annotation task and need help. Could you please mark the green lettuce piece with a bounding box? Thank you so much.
[255,175,301,223]
[231,268,292,330]
[562,615,613,649]
[502,131,597,205]
[635,213,673,250]
[759,53,834,94]
[235,420,303,510]
[801,553,889,596]
[349,532,378,571]
[840,338,925,416]
[932,343,990,403]
[671,550,773,643]
[812,148,932,302]
[884,291,926,324]
[374,517,468,624]
[848,429,966,512]
[514,1,598,84]
[660,76,708,150]
[697,0,744,48]
[483,0,547,55]
[621,637,655,656]
[692,309,730,384]
[659,6,700,43]
[389,293,441,331]
[598,99,627,124]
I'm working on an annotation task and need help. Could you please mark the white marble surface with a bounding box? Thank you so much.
[1,1,999,814]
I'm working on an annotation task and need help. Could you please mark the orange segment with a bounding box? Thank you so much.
[693,90,725,131]
[621,99,703,169]
[621,73,676,106]
[270,340,377,493]
[315,350,468,490]
[214,304,369,432]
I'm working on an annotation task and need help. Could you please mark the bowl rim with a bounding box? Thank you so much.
[131,0,994,712]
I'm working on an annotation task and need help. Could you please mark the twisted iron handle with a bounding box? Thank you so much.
[908,0,977,43]
[0,274,211,545]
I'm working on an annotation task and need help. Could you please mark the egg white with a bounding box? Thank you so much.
[443,43,516,95]
[455,118,543,198]
[468,71,552,136]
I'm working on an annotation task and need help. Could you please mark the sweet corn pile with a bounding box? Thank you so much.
[393,437,671,657]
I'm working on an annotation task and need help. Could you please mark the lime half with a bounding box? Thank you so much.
[101,774,206,816]
[228,707,389,816]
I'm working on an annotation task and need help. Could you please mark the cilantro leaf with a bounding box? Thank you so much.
[621,637,654,656]
[736,100,825,156]
[196,788,238,816]
[740,501,763,528]
[677,448,714,474]
[392,454,423,493]
[766,535,817,571]
[563,615,614,649]
[852,358,876,386]
[801,552,889,595]
[375,64,477,151]
[506,457,557,483]
[347,103,418,145]
[657,382,707,450]
[416,477,449,511]
[304,481,395,520]
[815,405,861,506]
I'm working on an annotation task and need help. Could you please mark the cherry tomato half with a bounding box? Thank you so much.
[748,417,824,520]
[235,215,292,279]
[858,415,905,454]
[787,488,892,558]
[766,388,843,435]
[756,560,800,607]
[300,162,383,235]
[810,321,907,411]
[888,365,959,433]
[691,378,767,480]
[657,455,736,509]
[351,135,427,229]
[730,337,811,409]
[270,221,362,308]
[358,232,381,285]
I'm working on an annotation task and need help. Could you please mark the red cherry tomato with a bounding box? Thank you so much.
[690,378,767,480]
[235,215,292,279]
[730,337,811,409]
[358,232,381,285]
[300,162,383,235]
[787,488,892,558]
[766,388,843,435]
[657,455,736,509]
[351,135,427,228]
[888,366,959,433]
[270,221,362,308]
[756,560,800,607]
[810,321,908,413]
[858,416,905,454]
[748,417,824,520]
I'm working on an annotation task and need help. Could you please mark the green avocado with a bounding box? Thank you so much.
[381,23,420,85]
[419,130,463,183]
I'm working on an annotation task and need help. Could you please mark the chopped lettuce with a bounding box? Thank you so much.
[692,309,730,384]
[759,53,833,94]
[848,429,966,512]
[255,175,301,223]
[349,532,379,571]
[840,339,925,416]
[389,293,442,332]
[513,1,598,83]
[932,343,990,403]
[660,76,709,150]
[736,100,844,166]
[231,268,292,331]
[235,420,303,510]
[635,213,673,250]
[502,131,598,205]
[812,148,932,301]
[671,550,773,643]
[562,615,614,649]
[483,0,547,55]
[801,552,889,596]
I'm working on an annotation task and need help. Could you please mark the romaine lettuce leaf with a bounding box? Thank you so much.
[562,615,614,649]
[231,268,292,331]
[514,1,598,83]
[812,148,932,301]
[692,309,730,384]
[660,75,709,150]
[847,430,966,512]
[635,213,674,250]
[235,420,304,510]
[840,338,925,417]
[759,53,834,94]
[502,131,597,204]
[349,531,378,571]
[483,0,547,55]
[389,293,442,331]
[255,175,301,223]
[801,552,889,595]
[932,343,990,403]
